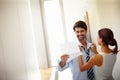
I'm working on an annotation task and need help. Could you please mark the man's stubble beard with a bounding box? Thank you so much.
[77,36,86,42]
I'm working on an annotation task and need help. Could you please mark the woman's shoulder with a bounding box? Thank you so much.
[92,54,103,59]
[99,51,116,57]
[91,54,103,66]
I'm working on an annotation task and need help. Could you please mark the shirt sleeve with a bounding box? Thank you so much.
[57,60,69,71]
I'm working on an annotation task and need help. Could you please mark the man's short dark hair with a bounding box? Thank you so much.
[73,20,87,31]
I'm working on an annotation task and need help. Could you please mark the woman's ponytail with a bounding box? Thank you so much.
[109,38,118,54]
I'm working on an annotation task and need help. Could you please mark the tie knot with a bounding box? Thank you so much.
[82,47,90,56]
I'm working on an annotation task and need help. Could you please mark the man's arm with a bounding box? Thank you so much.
[57,54,69,71]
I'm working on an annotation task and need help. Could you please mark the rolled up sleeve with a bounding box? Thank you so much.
[57,60,69,71]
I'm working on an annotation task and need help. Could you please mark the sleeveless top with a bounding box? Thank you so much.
[112,51,120,80]
[96,52,116,80]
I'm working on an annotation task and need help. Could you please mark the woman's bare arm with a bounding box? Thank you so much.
[78,54,103,72]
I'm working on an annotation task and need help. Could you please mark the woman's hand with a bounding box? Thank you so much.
[78,45,82,52]
[91,44,98,54]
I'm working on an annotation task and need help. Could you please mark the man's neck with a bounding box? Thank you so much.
[79,39,87,48]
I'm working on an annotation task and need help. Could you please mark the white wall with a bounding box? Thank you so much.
[29,0,48,68]
[96,0,120,50]
[62,0,100,45]
[62,0,87,42]
[62,0,120,49]
[0,0,42,80]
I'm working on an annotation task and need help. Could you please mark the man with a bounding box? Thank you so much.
[57,20,96,80]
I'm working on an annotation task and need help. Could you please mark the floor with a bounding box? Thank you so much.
[39,67,72,80]
[40,68,52,80]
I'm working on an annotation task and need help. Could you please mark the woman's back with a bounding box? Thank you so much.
[96,52,116,80]
[112,51,120,80]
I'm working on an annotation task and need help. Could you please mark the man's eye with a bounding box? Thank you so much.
[81,30,84,32]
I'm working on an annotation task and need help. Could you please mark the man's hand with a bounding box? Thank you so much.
[60,54,69,67]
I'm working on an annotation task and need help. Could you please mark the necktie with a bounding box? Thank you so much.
[84,47,95,80]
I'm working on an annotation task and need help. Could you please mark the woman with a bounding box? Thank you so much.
[79,28,118,80]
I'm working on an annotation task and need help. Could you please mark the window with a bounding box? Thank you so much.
[44,0,66,66]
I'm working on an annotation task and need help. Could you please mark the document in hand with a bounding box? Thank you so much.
[60,42,82,62]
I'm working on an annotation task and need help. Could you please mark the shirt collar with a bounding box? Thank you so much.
[78,40,92,49]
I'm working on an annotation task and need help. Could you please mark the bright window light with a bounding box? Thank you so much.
[44,0,66,66]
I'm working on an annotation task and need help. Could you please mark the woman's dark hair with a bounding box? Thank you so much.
[73,20,87,31]
[98,28,118,54]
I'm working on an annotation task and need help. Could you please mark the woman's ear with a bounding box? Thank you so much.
[98,37,102,45]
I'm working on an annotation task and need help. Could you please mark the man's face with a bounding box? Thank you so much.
[74,27,87,41]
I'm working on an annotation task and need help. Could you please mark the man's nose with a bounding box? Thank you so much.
[78,32,81,35]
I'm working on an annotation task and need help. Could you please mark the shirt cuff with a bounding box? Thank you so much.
[56,60,69,71]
